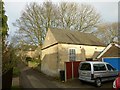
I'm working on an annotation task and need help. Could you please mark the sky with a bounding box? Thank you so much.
[4,0,119,42]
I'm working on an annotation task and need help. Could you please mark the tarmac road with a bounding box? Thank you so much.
[18,61,60,88]
[17,60,113,89]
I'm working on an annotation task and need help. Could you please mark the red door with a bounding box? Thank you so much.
[73,61,81,78]
[65,62,72,80]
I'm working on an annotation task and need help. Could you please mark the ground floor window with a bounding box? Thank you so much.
[69,49,76,61]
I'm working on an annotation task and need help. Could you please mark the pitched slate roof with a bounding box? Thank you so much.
[50,28,106,46]
[97,43,120,59]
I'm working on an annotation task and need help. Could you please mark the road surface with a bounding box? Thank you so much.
[17,60,113,89]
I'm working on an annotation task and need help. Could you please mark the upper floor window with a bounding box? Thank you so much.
[69,49,76,61]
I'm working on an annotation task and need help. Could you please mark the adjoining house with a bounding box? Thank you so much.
[23,45,37,59]
[17,45,37,61]
[96,43,120,71]
[16,44,41,67]
[41,28,106,77]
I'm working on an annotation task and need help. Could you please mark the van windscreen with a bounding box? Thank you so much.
[80,63,91,71]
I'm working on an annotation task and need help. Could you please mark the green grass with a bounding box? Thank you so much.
[28,61,39,68]
[13,67,20,77]
[11,86,21,90]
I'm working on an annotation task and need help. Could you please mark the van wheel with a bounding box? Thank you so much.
[95,78,101,87]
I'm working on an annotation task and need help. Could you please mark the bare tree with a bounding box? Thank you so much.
[13,1,101,46]
[13,2,57,46]
[93,22,119,44]
[13,2,43,46]
[57,2,78,30]
[75,4,101,32]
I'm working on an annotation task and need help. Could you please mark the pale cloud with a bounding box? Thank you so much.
[90,2,118,22]
[4,2,26,36]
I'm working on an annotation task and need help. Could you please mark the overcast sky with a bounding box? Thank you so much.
[4,0,119,42]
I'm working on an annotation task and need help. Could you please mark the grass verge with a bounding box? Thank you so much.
[13,66,20,77]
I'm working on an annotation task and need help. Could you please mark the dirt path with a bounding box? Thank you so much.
[17,61,62,88]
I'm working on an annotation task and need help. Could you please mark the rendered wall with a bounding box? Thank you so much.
[42,29,57,49]
[41,43,105,77]
[41,44,59,77]
[57,44,105,70]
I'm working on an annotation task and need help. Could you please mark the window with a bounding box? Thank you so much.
[93,64,106,71]
[106,64,116,71]
[80,63,91,71]
[69,49,76,61]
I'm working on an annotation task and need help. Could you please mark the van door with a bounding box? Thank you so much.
[93,64,107,80]
[106,64,118,80]
[79,63,92,80]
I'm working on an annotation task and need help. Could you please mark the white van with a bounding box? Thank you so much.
[78,61,118,87]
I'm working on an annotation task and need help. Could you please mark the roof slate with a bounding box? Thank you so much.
[50,28,106,46]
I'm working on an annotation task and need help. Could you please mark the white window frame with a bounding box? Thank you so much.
[68,48,76,61]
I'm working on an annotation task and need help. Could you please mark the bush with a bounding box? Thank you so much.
[28,61,39,68]
[13,67,20,77]
[2,44,17,89]
[2,50,16,74]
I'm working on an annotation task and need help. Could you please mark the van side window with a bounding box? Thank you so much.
[106,64,116,71]
[93,64,106,71]
[80,63,91,71]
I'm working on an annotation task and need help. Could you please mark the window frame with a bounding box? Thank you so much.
[68,48,76,61]
[106,64,116,71]
[80,63,91,71]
